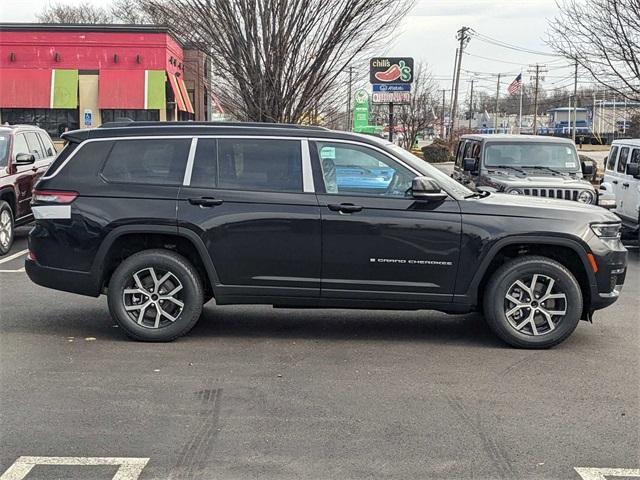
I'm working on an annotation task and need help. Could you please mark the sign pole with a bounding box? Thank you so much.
[388,102,394,142]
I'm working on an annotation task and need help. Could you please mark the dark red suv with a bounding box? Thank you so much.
[0,125,57,255]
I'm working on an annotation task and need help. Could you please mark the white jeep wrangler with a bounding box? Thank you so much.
[599,139,640,242]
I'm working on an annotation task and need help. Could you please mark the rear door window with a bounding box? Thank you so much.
[190,138,217,189]
[630,149,640,165]
[12,134,29,161]
[38,133,56,157]
[617,147,630,173]
[101,138,191,185]
[216,138,302,192]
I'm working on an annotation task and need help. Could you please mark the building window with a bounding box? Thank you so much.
[0,109,79,138]
[101,110,160,123]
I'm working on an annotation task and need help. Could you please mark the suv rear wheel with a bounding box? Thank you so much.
[107,249,204,341]
[483,255,583,348]
[0,201,14,256]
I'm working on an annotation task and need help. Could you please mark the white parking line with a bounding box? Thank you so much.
[0,268,25,273]
[574,467,640,479]
[0,456,150,480]
[0,249,28,265]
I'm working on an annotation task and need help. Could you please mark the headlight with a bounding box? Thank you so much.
[591,222,622,248]
[577,190,595,204]
[507,188,523,195]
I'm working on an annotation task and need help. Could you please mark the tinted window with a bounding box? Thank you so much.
[617,147,630,173]
[12,134,29,161]
[44,142,78,177]
[190,138,217,189]
[102,138,190,185]
[38,133,56,157]
[55,141,113,180]
[607,146,618,171]
[455,141,466,167]
[315,142,414,197]
[0,134,9,167]
[217,139,302,192]
[24,132,43,159]
[630,149,640,165]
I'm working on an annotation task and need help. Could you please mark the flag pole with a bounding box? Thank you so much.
[518,71,523,134]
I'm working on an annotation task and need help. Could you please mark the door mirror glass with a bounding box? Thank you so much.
[463,157,477,172]
[15,153,35,165]
[411,176,447,201]
[626,163,640,178]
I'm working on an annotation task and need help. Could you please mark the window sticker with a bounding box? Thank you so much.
[565,162,576,168]
[320,146,336,160]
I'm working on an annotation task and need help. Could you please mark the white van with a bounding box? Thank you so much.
[600,139,640,241]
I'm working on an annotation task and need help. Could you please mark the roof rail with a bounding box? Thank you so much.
[98,120,330,131]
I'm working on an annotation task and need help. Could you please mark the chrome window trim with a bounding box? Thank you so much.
[182,137,198,186]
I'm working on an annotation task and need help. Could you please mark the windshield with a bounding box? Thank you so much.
[484,142,580,171]
[0,134,9,168]
[388,144,474,198]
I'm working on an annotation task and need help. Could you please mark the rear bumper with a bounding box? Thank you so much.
[25,258,101,297]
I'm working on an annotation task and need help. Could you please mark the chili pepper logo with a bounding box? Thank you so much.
[374,60,412,83]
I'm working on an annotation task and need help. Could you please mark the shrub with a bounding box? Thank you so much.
[421,144,452,163]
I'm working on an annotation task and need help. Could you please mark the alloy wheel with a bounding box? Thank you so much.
[122,267,184,329]
[0,209,12,250]
[504,274,568,336]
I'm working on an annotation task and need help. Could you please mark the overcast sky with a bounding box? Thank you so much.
[1,0,576,96]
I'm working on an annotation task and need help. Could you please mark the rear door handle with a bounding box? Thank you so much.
[612,180,618,184]
[328,203,363,213]
[188,197,223,207]
[622,182,630,187]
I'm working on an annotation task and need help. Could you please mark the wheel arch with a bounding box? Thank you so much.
[0,187,17,214]
[462,236,596,315]
[92,225,220,297]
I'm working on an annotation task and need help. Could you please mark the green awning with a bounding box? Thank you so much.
[145,70,166,110]
[51,69,78,109]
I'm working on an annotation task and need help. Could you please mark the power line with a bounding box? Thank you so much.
[469,29,563,57]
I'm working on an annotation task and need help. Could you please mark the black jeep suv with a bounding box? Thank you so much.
[26,122,627,348]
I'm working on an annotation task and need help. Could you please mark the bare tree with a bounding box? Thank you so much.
[137,0,415,123]
[547,0,640,101]
[37,3,113,23]
[396,62,438,150]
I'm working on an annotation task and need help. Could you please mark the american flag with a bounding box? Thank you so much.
[507,73,522,95]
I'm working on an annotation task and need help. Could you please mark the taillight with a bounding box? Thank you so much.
[32,190,78,204]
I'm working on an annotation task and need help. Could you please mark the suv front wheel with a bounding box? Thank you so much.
[0,201,14,256]
[107,249,204,341]
[483,255,583,348]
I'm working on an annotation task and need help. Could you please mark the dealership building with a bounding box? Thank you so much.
[0,24,210,137]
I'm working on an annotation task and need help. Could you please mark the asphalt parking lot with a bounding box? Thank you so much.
[1,226,639,480]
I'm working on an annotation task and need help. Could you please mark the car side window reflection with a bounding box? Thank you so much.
[606,146,618,171]
[315,142,414,198]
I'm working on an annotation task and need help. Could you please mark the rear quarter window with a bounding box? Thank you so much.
[101,138,191,186]
[46,141,113,182]
[607,146,619,171]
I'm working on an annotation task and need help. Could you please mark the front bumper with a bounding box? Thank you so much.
[589,246,627,310]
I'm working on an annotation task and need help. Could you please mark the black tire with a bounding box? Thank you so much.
[107,249,203,341]
[0,201,14,256]
[483,255,583,349]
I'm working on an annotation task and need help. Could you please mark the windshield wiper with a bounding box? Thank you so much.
[523,166,569,176]
[464,190,491,199]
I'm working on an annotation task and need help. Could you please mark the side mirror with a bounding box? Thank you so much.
[411,176,447,202]
[462,157,477,172]
[15,153,35,165]
[626,163,640,178]
[581,161,594,175]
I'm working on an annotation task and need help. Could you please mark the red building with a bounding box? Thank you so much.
[0,24,209,137]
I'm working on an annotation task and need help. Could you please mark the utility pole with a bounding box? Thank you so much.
[494,73,501,133]
[572,60,578,143]
[528,63,547,135]
[468,79,474,130]
[441,89,446,138]
[449,48,459,130]
[346,66,354,131]
[450,26,470,139]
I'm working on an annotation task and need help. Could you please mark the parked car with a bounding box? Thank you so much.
[599,139,640,241]
[0,125,57,255]
[26,122,627,348]
[453,134,599,204]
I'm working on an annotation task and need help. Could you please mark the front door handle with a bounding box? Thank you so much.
[188,197,223,207]
[328,203,363,213]
[612,180,618,184]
